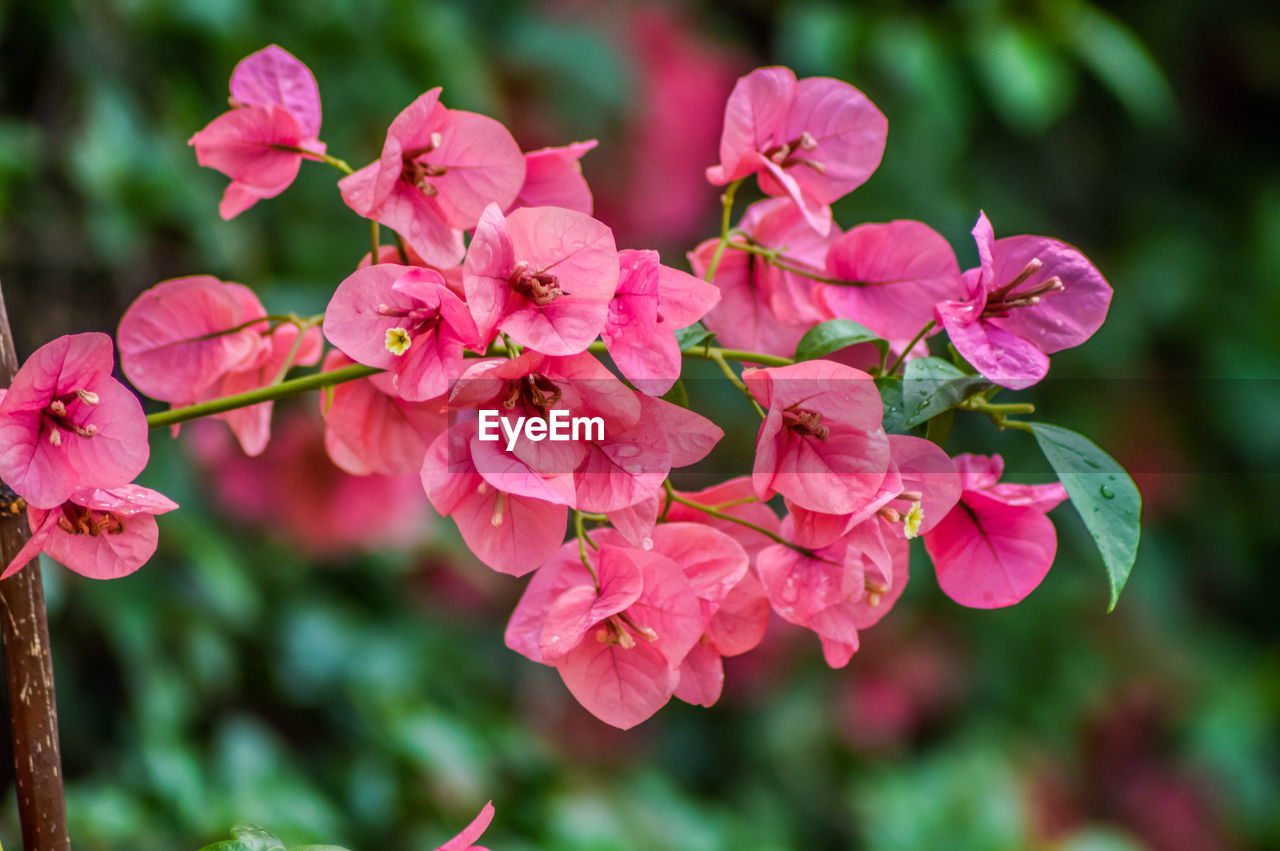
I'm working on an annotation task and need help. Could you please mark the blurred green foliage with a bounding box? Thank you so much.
[1,0,1278,848]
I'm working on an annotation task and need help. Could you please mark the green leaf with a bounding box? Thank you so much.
[924,408,954,446]
[674,323,716,351]
[287,846,353,850]
[1029,423,1141,610]
[876,377,908,434]
[901,357,991,427]
[232,826,286,851]
[660,379,690,409]
[794,319,889,363]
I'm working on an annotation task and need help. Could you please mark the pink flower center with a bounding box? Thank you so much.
[782,406,829,440]
[594,612,658,649]
[376,302,444,348]
[500,373,562,416]
[41,388,100,446]
[982,258,1065,317]
[762,131,826,175]
[400,132,447,196]
[508,261,563,306]
[56,503,126,537]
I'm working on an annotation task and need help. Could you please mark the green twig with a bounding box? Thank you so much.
[146,363,381,429]
[886,320,936,375]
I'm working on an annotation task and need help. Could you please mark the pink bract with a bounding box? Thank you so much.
[464,204,619,355]
[743,359,891,515]
[2,484,178,580]
[603,249,720,395]
[923,453,1069,608]
[320,351,448,476]
[823,219,965,340]
[434,800,495,851]
[229,44,322,138]
[506,540,704,728]
[339,90,525,267]
[936,212,1112,390]
[323,264,479,401]
[707,66,887,234]
[422,420,567,577]
[118,276,269,403]
[0,333,149,509]
[510,140,598,214]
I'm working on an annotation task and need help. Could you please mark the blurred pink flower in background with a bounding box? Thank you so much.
[588,8,745,250]
[187,414,433,557]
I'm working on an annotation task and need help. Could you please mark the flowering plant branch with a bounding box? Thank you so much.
[0,44,1142,843]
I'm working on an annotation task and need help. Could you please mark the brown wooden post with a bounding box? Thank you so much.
[0,280,71,849]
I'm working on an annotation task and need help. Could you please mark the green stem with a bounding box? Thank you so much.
[665,490,830,561]
[708,348,766,418]
[370,220,381,260]
[726,241,922,288]
[584,340,792,367]
[393,232,410,265]
[146,363,381,429]
[268,318,320,386]
[886,320,936,375]
[573,510,600,588]
[702,179,743,283]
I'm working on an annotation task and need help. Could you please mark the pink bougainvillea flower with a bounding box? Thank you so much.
[707,66,887,234]
[603,249,719,395]
[742,359,891,515]
[506,539,704,728]
[936,212,1112,390]
[319,351,448,475]
[339,90,525,267]
[923,453,1069,608]
[756,516,906,668]
[690,198,837,357]
[0,333,149,509]
[422,419,567,577]
[324,264,479,401]
[464,204,619,355]
[2,484,177,580]
[119,275,321,455]
[118,276,271,403]
[822,220,965,340]
[189,46,324,219]
[509,140,598,214]
[434,800,495,851]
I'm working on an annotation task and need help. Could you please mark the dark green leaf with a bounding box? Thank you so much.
[1029,423,1141,610]
[674,323,716,351]
[901,357,991,427]
[660,379,690,409]
[876,377,908,434]
[794,319,890,363]
[924,408,954,446]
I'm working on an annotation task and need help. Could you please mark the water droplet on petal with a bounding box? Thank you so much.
[641,537,654,550]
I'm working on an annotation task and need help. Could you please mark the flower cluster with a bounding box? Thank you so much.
[0,48,1133,743]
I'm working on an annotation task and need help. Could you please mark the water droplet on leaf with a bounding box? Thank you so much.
[1099,485,1115,499]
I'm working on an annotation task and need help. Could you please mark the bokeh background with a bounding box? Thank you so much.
[2,0,1278,848]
